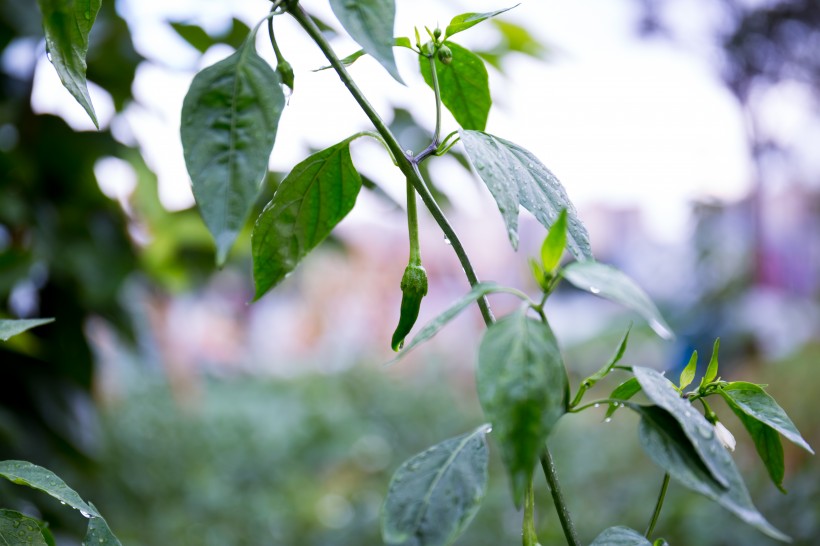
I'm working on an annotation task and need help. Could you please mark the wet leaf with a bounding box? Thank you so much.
[421,43,490,131]
[0,318,54,341]
[0,510,49,546]
[329,0,403,83]
[589,526,652,546]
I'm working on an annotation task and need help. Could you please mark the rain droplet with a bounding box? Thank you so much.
[604,417,612,423]
[593,403,600,408]
[589,286,600,294]
[527,163,534,168]
[443,235,451,245]
[79,510,92,519]
[46,50,53,62]
[405,149,413,156]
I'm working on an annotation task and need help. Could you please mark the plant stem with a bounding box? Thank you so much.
[540,447,581,546]
[406,179,421,265]
[415,55,442,163]
[523,479,539,546]
[645,473,670,538]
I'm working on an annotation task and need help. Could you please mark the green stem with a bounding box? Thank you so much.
[414,54,442,163]
[645,473,670,538]
[540,448,581,546]
[406,179,421,265]
[523,479,539,546]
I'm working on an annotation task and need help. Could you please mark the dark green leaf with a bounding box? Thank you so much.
[421,43,490,131]
[252,139,362,299]
[719,382,813,454]
[0,460,98,517]
[0,510,49,546]
[727,405,786,492]
[82,503,121,546]
[181,32,285,265]
[679,350,698,391]
[170,18,250,53]
[477,309,568,507]
[637,406,789,542]
[444,6,519,38]
[606,377,641,418]
[329,0,403,83]
[540,209,567,273]
[0,318,54,341]
[562,261,673,339]
[459,130,592,260]
[633,367,727,487]
[390,282,525,363]
[701,338,720,386]
[589,526,652,546]
[382,425,489,546]
[36,0,101,127]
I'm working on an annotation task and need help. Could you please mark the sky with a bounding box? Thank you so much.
[27,0,754,243]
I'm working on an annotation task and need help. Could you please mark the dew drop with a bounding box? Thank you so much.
[589,286,600,294]
[527,162,534,168]
[405,149,413,156]
[443,235,451,245]
[593,403,600,408]
[79,509,92,519]
[604,417,612,423]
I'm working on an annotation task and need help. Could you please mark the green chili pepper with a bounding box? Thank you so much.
[276,60,295,92]
[391,264,428,351]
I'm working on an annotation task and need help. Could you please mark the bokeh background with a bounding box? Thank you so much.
[1,0,818,544]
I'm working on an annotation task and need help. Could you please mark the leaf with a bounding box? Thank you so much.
[589,526,652,546]
[36,0,102,128]
[171,18,250,53]
[381,425,490,546]
[252,139,362,299]
[315,38,412,72]
[421,43,490,131]
[82,503,121,546]
[0,318,54,341]
[679,350,698,391]
[701,338,720,386]
[459,130,592,260]
[637,406,789,542]
[477,309,568,507]
[181,32,285,265]
[719,382,814,454]
[444,5,519,38]
[606,377,641,419]
[540,209,567,273]
[0,510,49,546]
[562,261,673,339]
[633,367,728,487]
[586,325,630,385]
[329,0,403,83]
[727,405,786,492]
[390,282,525,363]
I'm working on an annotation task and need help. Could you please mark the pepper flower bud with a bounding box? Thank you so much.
[714,421,736,452]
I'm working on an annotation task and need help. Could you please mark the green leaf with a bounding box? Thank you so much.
[701,338,720,386]
[171,18,251,53]
[390,282,526,363]
[540,209,567,273]
[636,406,789,542]
[727,405,786,492]
[633,367,728,487]
[444,5,519,38]
[719,382,813,454]
[329,0,403,83]
[315,38,412,72]
[82,503,121,546]
[606,377,641,419]
[252,138,362,299]
[589,526,652,546]
[679,350,698,391]
[562,261,673,339]
[459,130,592,260]
[477,309,568,507]
[381,425,489,546]
[586,325,630,385]
[421,43,490,131]
[181,32,285,265]
[36,0,102,128]
[0,318,54,341]
[0,510,49,546]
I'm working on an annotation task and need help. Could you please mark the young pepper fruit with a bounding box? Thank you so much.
[391,263,428,351]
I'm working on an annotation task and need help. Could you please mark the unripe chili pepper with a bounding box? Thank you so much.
[277,60,295,92]
[391,264,428,351]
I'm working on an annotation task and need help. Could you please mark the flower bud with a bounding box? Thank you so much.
[437,45,453,65]
[714,421,736,452]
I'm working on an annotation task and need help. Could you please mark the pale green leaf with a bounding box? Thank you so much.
[589,526,652,546]
[36,0,101,127]
[181,32,285,265]
[329,0,403,83]
[315,38,413,71]
[444,6,519,38]
[459,130,592,260]
[477,309,568,507]
[562,261,673,339]
[0,319,54,341]
[679,350,698,390]
[605,377,641,418]
[382,425,489,546]
[540,209,567,273]
[0,460,98,517]
[421,43,490,131]
[702,338,720,385]
[0,510,49,546]
[252,139,362,299]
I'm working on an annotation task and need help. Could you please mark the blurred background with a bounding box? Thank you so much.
[1,0,818,544]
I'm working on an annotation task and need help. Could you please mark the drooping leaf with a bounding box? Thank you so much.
[0,510,49,546]
[727,405,786,492]
[181,31,285,265]
[444,5,519,38]
[701,338,720,386]
[589,526,652,546]
[0,318,54,341]
[390,282,526,363]
[605,377,641,418]
[633,367,728,487]
[329,0,403,83]
[170,18,251,53]
[719,382,814,454]
[540,208,567,273]
[382,425,490,546]
[82,503,121,546]
[637,406,789,542]
[477,309,568,507]
[421,43,490,131]
[252,138,362,299]
[459,130,592,260]
[36,0,102,128]
[679,350,698,391]
[562,261,673,339]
